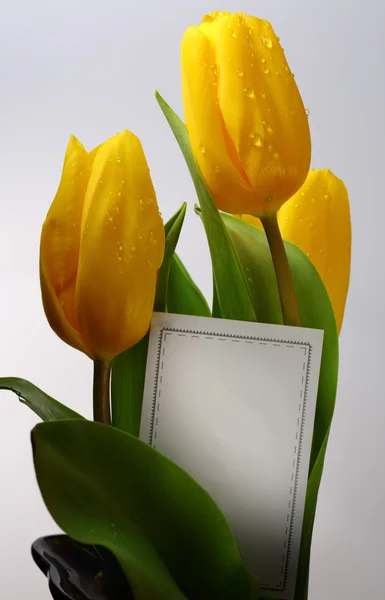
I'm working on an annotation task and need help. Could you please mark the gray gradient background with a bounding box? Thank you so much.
[0,0,384,598]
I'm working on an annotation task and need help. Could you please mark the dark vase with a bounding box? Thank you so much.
[31,535,134,599]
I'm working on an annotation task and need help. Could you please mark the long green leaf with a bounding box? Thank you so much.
[0,377,83,421]
[220,214,338,599]
[156,92,256,323]
[155,203,187,312]
[112,203,187,434]
[167,254,211,317]
[32,419,259,600]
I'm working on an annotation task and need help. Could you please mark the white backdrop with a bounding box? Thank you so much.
[1,1,384,598]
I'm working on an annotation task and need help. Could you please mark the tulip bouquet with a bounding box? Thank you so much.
[1,10,350,600]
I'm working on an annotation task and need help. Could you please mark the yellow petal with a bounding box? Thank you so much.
[40,136,91,355]
[181,26,254,215]
[182,11,311,216]
[76,130,165,360]
[278,169,351,331]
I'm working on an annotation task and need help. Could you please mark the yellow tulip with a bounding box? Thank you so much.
[181,10,311,217]
[241,169,351,331]
[40,131,165,360]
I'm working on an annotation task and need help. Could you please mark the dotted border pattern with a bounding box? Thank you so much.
[148,327,312,593]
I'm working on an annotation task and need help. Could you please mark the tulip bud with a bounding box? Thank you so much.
[241,169,351,331]
[40,131,165,360]
[181,11,311,217]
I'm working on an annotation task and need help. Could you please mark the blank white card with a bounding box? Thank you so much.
[140,313,323,600]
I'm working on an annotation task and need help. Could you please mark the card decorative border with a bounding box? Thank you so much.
[147,326,312,594]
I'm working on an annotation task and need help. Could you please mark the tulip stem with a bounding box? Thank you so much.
[93,359,112,425]
[260,213,301,327]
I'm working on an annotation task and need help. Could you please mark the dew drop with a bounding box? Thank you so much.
[105,212,113,224]
[231,31,237,38]
[117,191,121,196]
[260,56,266,63]
[305,108,310,116]
[226,55,232,61]
[261,36,273,48]
[261,92,266,99]
[263,66,270,74]
[249,132,263,147]
[244,87,256,99]
[116,156,122,162]
[130,243,136,252]
[324,193,329,200]
[99,179,104,185]
[311,197,315,204]
[117,241,123,252]
[294,203,299,209]
[199,144,206,154]
[236,69,244,77]
[273,152,280,160]
[247,276,253,283]
[139,234,143,241]
[215,166,221,172]
[116,253,122,261]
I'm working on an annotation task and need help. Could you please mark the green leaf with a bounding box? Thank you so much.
[167,254,211,317]
[156,91,256,323]
[155,203,187,312]
[0,377,84,421]
[111,335,148,436]
[112,204,187,435]
[220,214,338,599]
[32,419,259,600]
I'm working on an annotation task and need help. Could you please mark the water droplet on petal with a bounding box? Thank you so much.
[226,55,232,61]
[199,144,206,154]
[311,197,315,204]
[236,69,244,77]
[324,193,329,200]
[261,36,273,48]
[263,66,270,74]
[305,108,310,116]
[215,166,221,172]
[116,156,121,162]
[273,152,280,160]
[247,276,253,283]
[244,88,256,99]
[249,132,263,148]
[294,203,299,209]
[231,31,237,38]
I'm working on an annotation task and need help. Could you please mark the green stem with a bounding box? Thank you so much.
[93,359,112,424]
[260,213,301,327]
